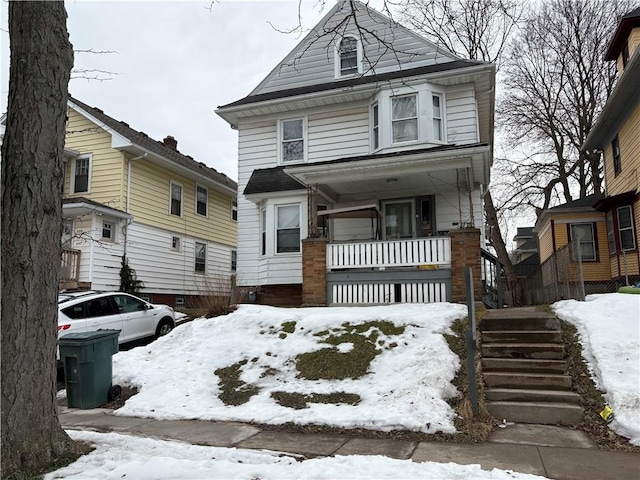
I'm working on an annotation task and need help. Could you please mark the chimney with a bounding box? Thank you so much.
[163,135,177,150]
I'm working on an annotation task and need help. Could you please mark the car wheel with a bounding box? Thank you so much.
[108,384,122,401]
[155,317,174,338]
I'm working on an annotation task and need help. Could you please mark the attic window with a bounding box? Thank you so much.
[337,36,360,77]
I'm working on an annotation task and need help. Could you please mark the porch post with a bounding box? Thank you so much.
[450,228,482,304]
[302,237,328,306]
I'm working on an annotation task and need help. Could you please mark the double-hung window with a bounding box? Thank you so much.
[195,242,206,273]
[570,223,596,261]
[196,185,208,216]
[338,36,359,76]
[432,94,443,141]
[391,95,418,143]
[281,118,305,163]
[231,250,237,272]
[612,135,621,176]
[276,205,300,253]
[372,103,379,150]
[617,205,636,251]
[170,181,183,216]
[73,156,90,193]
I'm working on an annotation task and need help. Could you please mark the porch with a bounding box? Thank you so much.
[302,229,483,306]
[60,247,87,290]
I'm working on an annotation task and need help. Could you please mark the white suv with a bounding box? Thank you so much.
[58,291,176,345]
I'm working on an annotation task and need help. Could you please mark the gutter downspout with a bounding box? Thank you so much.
[123,153,147,257]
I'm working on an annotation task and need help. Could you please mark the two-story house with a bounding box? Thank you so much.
[216,0,495,306]
[583,7,640,286]
[62,96,238,307]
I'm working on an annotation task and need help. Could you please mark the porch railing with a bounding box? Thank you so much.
[481,248,504,309]
[327,237,451,270]
[61,248,81,281]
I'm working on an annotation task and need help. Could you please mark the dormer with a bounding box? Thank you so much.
[605,7,640,76]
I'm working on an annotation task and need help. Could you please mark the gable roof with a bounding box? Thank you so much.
[68,96,237,194]
[547,193,606,212]
[605,7,640,60]
[248,0,460,98]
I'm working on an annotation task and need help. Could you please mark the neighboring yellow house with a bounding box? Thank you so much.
[583,7,640,285]
[61,96,238,307]
[535,194,611,294]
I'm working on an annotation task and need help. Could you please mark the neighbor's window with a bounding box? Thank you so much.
[102,221,114,241]
[170,181,183,216]
[276,204,300,253]
[281,118,305,163]
[617,205,636,251]
[612,135,621,176]
[196,185,208,216]
[372,103,379,150]
[172,236,181,252]
[392,94,418,143]
[338,36,359,76]
[432,94,443,141]
[261,208,267,256]
[606,211,615,254]
[195,241,206,272]
[232,200,238,221]
[570,223,596,261]
[231,249,237,271]
[73,156,90,193]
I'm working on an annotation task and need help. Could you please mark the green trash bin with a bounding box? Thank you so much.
[58,329,121,409]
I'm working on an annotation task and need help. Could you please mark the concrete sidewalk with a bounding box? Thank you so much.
[59,407,639,480]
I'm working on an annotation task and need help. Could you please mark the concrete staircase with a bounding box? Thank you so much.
[480,307,583,425]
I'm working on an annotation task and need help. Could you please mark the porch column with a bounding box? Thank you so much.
[450,228,482,303]
[302,237,328,306]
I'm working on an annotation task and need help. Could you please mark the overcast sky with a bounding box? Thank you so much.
[0,0,353,181]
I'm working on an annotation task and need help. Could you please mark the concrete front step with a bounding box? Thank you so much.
[482,330,563,344]
[481,314,559,332]
[485,388,581,404]
[482,343,564,359]
[484,372,572,390]
[486,401,584,425]
[482,358,567,374]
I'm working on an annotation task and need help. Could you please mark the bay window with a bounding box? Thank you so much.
[618,205,636,251]
[432,94,443,141]
[391,94,418,143]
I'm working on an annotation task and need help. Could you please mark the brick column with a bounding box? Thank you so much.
[302,237,328,306]
[450,228,482,304]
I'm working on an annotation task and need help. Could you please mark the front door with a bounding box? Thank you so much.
[415,196,435,237]
[384,200,413,239]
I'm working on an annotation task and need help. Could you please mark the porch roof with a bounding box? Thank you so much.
[62,197,133,220]
[284,143,490,203]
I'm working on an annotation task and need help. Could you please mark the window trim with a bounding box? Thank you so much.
[194,241,207,273]
[335,35,362,78]
[275,204,301,254]
[278,117,307,165]
[101,219,115,242]
[195,184,208,217]
[171,235,181,252]
[568,222,597,262]
[612,135,621,176]
[170,180,183,217]
[71,155,92,194]
[617,205,636,252]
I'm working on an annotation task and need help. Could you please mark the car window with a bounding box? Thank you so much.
[62,304,85,319]
[85,297,117,317]
[112,295,146,314]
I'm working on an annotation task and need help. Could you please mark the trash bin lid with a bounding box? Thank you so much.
[59,329,121,343]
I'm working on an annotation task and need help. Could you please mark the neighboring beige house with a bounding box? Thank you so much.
[61,97,237,307]
[583,7,640,285]
[216,0,496,306]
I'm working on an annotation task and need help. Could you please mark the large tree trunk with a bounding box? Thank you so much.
[1,1,74,476]
[484,190,522,306]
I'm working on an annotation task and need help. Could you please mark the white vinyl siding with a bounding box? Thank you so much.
[307,107,370,161]
[445,86,479,144]
[250,2,456,96]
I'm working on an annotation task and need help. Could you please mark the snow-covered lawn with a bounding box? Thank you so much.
[553,293,640,446]
[111,303,467,434]
[48,296,639,478]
